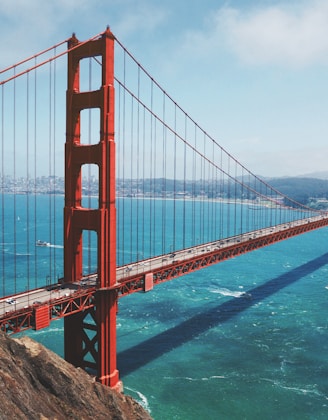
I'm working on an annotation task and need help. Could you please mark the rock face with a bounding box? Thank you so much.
[0,332,152,420]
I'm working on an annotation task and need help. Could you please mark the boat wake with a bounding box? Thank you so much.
[209,287,251,299]
[164,375,226,382]
[262,378,328,400]
[36,240,63,249]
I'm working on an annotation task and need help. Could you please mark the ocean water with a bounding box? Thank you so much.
[3,196,328,419]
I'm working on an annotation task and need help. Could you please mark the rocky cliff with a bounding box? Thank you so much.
[0,332,152,420]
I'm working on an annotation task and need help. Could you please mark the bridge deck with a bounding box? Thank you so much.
[1,214,328,333]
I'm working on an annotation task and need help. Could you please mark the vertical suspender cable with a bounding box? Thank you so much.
[202,132,206,243]
[53,48,58,281]
[26,73,30,294]
[279,194,282,226]
[48,60,52,284]
[33,59,37,288]
[122,52,126,264]
[270,184,273,227]
[200,134,204,244]
[206,140,210,242]
[199,136,202,244]
[13,67,17,297]
[115,83,122,265]
[142,104,146,260]
[216,147,220,238]
[203,132,206,243]
[227,157,231,238]
[211,139,215,242]
[162,92,166,255]
[208,147,211,241]
[149,80,154,257]
[258,178,262,230]
[136,66,140,261]
[1,85,4,295]
[183,113,187,249]
[173,104,177,252]
[220,148,223,238]
[192,125,196,246]
[254,176,258,230]
[246,171,250,234]
[240,166,244,236]
[154,89,158,255]
[215,164,219,239]
[130,95,134,262]
[234,160,237,236]
[266,184,270,227]
[208,141,211,242]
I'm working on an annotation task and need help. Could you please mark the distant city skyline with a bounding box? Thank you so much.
[2,173,328,210]
[1,1,328,177]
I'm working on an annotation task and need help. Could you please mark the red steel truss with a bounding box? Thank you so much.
[115,217,328,295]
[0,288,96,334]
[1,218,328,363]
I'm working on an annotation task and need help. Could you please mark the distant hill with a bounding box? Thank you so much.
[298,171,328,180]
[267,177,328,206]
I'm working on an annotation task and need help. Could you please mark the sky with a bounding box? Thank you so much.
[1,0,328,178]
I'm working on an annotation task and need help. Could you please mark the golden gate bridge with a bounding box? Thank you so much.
[1,27,328,390]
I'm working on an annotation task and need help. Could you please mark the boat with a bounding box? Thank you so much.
[36,240,50,247]
[240,292,252,299]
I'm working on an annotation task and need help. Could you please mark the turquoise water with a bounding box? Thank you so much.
[119,230,328,419]
[2,195,328,418]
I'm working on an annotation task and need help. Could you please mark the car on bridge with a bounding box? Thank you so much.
[5,298,17,305]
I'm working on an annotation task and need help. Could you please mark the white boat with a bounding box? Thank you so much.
[36,240,50,247]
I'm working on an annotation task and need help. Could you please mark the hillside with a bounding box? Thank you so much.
[0,332,152,420]
[268,177,328,206]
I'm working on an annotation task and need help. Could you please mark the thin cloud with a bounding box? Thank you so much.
[114,5,168,40]
[0,0,168,67]
[213,1,328,67]
[0,0,87,66]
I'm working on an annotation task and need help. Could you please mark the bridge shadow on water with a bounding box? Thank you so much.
[118,253,328,377]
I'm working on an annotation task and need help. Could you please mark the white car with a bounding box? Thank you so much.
[6,298,17,304]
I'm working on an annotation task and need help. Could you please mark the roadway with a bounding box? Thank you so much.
[1,213,328,320]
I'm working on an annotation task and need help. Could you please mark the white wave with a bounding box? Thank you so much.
[209,287,249,298]
[31,327,63,335]
[124,386,151,413]
[164,375,225,382]
[262,378,328,400]
[6,251,32,256]
[202,375,226,381]
[276,383,327,399]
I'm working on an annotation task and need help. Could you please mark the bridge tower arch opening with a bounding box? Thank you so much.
[63,27,121,390]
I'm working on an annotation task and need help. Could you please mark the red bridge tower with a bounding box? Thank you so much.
[63,28,120,390]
